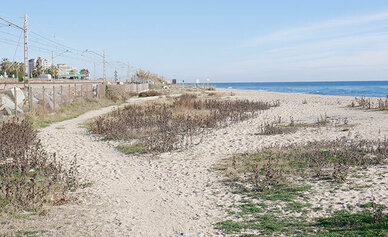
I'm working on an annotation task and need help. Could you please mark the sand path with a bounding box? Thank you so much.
[26,91,388,236]
[37,96,226,236]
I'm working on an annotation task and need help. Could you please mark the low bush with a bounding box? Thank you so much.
[0,118,77,212]
[138,90,162,97]
[351,96,388,110]
[257,121,297,135]
[217,138,388,236]
[106,86,139,102]
[91,95,280,152]
[223,138,387,192]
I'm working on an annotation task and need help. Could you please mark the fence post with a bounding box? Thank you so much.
[74,84,77,98]
[42,86,45,113]
[29,86,32,112]
[14,87,17,116]
[68,85,71,104]
[60,85,63,106]
[53,86,56,111]
[81,84,83,98]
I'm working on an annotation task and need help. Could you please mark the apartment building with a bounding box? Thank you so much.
[57,64,78,75]
[28,57,51,75]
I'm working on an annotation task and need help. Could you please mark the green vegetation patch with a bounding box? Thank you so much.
[16,230,47,237]
[315,209,388,236]
[217,202,388,236]
[216,138,388,236]
[216,215,308,235]
[116,143,146,155]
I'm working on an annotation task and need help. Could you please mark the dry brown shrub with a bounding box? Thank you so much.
[0,118,77,212]
[138,90,162,97]
[91,96,280,152]
[106,86,134,102]
[351,96,388,110]
[258,121,296,135]
[222,137,388,192]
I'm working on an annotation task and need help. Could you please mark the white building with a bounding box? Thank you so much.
[57,64,78,75]
[28,59,36,75]
[28,57,51,75]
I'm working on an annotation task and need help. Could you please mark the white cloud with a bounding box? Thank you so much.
[240,10,388,48]
[222,10,388,81]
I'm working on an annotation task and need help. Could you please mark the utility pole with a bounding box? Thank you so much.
[127,62,130,81]
[0,15,28,79]
[103,49,106,81]
[114,70,118,81]
[51,51,54,79]
[24,14,28,81]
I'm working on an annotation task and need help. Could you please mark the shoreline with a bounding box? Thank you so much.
[216,87,388,101]
[216,87,388,99]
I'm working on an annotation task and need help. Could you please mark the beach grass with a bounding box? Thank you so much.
[216,137,388,236]
[116,144,146,155]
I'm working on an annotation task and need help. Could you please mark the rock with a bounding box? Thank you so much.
[0,95,24,115]
[8,87,25,106]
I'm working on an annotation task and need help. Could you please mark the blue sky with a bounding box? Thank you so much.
[1,0,388,82]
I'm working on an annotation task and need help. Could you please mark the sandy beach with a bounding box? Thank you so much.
[2,89,387,236]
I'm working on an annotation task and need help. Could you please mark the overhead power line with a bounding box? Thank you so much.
[1,14,135,81]
[0,16,23,30]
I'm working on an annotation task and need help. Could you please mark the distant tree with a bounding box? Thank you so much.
[52,66,58,79]
[1,60,25,80]
[32,63,44,78]
[135,69,166,84]
[79,69,89,80]
[79,69,88,74]
[69,69,76,75]
[44,68,52,75]
[16,63,25,81]
[0,58,11,73]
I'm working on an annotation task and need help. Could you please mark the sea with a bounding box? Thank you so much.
[210,81,388,98]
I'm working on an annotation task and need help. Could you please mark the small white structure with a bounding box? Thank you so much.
[39,74,52,80]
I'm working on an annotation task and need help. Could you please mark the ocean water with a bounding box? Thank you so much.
[210,81,388,98]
